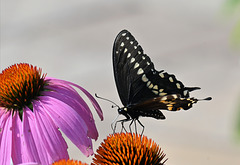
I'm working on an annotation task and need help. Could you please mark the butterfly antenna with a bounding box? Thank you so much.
[95,93,120,109]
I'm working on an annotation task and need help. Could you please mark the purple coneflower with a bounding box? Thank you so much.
[0,63,103,165]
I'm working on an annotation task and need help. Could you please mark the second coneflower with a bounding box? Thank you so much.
[92,133,167,165]
[0,63,103,165]
[52,159,88,165]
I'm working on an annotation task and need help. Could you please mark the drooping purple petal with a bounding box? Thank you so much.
[12,107,48,164]
[45,77,103,121]
[22,107,49,165]
[73,84,103,120]
[43,85,99,140]
[0,110,12,165]
[17,163,40,165]
[11,112,24,164]
[32,101,69,162]
[38,95,94,156]
[12,112,34,164]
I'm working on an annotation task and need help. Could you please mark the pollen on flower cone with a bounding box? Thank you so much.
[0,63,46,110]
[52,159,88,165]
[92,133,167,165]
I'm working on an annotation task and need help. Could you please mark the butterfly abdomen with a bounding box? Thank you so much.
[128,108,166,120]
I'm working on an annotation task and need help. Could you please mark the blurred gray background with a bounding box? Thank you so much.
[1,0,240,164]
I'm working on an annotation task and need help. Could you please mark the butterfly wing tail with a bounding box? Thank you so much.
[185,87,201,92]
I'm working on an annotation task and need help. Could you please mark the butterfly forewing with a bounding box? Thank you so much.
[113,30,152,105]
[113,30,198,108]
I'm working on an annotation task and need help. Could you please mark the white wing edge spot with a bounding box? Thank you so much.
[172,94,178,99]
[148,83,154,89]
[152,90,158,95]
[153,85,158,90]
[161,96,167,100]
[159,72,164,78]
[134,62,140,69]
[176,83,181,89]
[159,92,167,96]
[127,53,131,58]
[137,68,144,75]
[142,74,148,82]
[146,81,151,87]
[130,57,135,63]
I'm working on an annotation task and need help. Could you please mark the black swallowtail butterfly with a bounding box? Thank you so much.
[111,29,211,134]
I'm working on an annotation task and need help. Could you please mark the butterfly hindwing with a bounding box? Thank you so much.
[128,94,198,121]
[131,94,198,111]
[113,30,199,108]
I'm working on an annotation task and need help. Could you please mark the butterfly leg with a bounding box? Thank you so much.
[120,121,128,133]
[136,119,145,136]
[134,119,138,134]
[111,114,120,133]
[128,119,134,134]
[128,118,144,136]
[113,118,131,134]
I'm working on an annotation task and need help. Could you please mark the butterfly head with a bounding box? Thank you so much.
[118,107,130,118]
